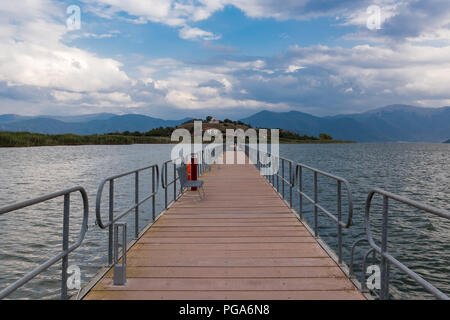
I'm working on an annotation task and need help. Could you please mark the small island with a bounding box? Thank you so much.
[0,118,353,147]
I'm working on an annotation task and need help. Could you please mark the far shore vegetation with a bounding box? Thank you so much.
[0,117,353,147]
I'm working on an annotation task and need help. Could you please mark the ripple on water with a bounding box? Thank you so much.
[0,143,449,299]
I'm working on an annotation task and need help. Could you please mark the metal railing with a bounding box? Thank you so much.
[294,163,353,263]
[362,188,450,300]
[0,187,89,299]
[195,149,213,176]
[161,158,181,209]
[248,145,353,264]
[257,151,294,208]
[95,164,159,265]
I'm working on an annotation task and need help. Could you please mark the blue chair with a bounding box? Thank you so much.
[177,164,205,199]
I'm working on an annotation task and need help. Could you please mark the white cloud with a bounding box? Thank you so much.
[179,26,221,41]
[80,0,450,45]
[0,0,137,114]
[51,91,84,101]
[81,0,356,41]
[2,0,450,117]
[0,42,130,92]
[69,30,120,39]
[0,0,130,94]
[285,65,305,73]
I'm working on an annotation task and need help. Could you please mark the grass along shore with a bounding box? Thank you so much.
[0,132,171,147]
[0,131,353,148]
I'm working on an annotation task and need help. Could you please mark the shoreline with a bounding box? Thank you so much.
[0,141,355,148]
[0,131,354,148]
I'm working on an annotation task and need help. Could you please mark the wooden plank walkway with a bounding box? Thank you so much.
[84,151,364,300]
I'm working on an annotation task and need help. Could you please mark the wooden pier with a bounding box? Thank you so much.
[84,151,364,300]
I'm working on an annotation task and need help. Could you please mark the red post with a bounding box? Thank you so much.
[191,155,198,190]
[187,155,198,190]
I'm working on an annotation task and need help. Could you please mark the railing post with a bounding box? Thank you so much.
[289,162,292,208]
[164,163,168,209]
[152,166,156,221]
[314,171,318,237]
[135,171,139,238]
[173,163,177,202]
[257,150,260,171]
[202,151,205,174]
[271,155,274,185]
[380,195,390,300]
[282,160,285,198]
[299,166,303,219]
[108,180,114,265]
[113,223,127,286]
[337,181,342,263]
[276,157,279,191]
[361,248,375,293]
[61,193,70,300]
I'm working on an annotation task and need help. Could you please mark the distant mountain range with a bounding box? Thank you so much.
[1,105,449,142]
[0,113,191,135]
[241,105,450,142]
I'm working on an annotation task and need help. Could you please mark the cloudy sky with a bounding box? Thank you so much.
[1,0,450,119]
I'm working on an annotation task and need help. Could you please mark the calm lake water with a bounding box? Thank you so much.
[0,143,449,299]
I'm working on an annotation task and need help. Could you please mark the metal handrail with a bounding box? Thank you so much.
[95,164,159,265]
[259,151,294,206]
[349,238,370,276]
[295,163,353,228]
[294,163,353,263]
[365,188,450,300]
[246,145,354,263]
[0,187,89,299]
[161,157,183,209]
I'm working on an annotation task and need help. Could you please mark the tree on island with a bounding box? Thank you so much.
[319,133,333,140]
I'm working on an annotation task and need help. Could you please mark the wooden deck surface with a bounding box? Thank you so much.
[84,151,364,300]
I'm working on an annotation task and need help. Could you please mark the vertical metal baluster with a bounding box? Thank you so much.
[276,157,279,192]
[108,180,114,265]
[314,171,318,237]
[135,171,139,238]
[299,167,303,220]
[164,163,168,209]
[380,195,389,300]
[269,163,272,184]
[173,163,177,202]
[282,160,285,198]
[257,150,260,171]
[113,223,127,285]
[272,155,274,186]
[61,193,70,300]
[337,181,342,264]
[289,162,293,208]
[361,248,374,293]
[152,166,156,221]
